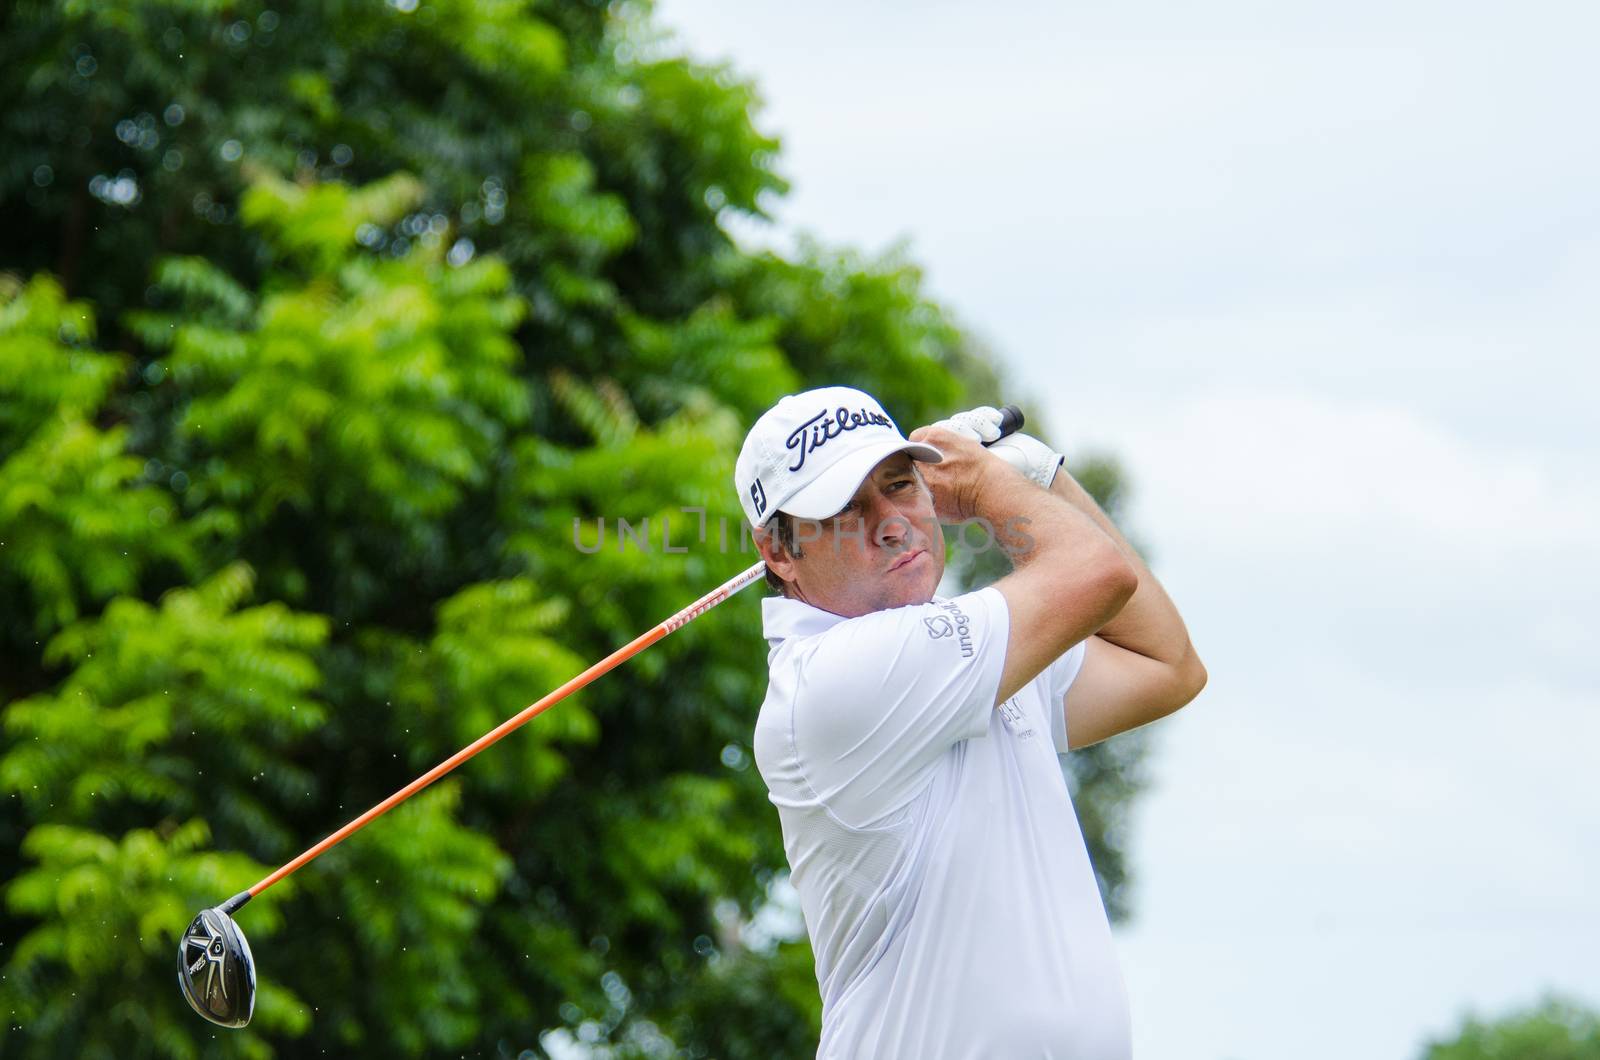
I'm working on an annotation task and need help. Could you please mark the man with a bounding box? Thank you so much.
[736,385,1206,1059]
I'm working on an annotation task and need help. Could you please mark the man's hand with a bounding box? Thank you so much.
[926,406,1006,445]
[926,406,1065,489]
[907,425,1004,524]
[990,433,1063,490]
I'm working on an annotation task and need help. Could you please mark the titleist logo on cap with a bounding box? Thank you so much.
[786,406,894,471]
[734,385,943,527]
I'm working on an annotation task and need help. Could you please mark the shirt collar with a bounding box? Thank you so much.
[761,594,850,650]
[760,592,959,659]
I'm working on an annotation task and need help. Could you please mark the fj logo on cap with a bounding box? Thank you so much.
[750,479,768,518]
[784,406,894,472]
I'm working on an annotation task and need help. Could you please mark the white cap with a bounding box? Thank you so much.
[735,386,944,527]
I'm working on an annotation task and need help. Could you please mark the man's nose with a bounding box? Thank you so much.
[868,499,914,549]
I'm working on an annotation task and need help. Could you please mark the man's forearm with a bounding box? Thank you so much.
[1047,468,1198,669]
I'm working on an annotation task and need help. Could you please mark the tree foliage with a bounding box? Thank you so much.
[1420,996,1600,1060]
[1,0,1152,1055]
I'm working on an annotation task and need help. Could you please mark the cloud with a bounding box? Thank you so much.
[1084,389,1597,553]
[1063,388,1600,691]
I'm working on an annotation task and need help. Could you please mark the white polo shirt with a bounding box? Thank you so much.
[752,586,1131,1060]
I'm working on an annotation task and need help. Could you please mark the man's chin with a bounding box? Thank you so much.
[888,563,942,608]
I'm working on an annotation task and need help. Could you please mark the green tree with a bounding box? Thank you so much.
[1420,996,1600,1060]
[1,0,1156,1055]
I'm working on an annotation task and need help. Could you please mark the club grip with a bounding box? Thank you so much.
[992,404,1025,442]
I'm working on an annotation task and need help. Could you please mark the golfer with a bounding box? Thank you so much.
[737,386,1206,1059]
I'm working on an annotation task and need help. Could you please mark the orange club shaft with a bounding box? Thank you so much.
[239,560,769,903]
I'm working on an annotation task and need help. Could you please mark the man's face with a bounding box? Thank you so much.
[762,453,946,617]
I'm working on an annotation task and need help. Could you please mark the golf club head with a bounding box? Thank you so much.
[177,900,256,1028]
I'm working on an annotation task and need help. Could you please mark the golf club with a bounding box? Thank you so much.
[178,404,1025,1028]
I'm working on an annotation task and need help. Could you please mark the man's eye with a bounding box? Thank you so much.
[890,479,913,491]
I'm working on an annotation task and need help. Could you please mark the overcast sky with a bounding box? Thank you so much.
[655,1,1600,1056]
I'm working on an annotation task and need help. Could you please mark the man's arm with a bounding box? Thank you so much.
[1048,468,1207,748]
[910,426,1140,708]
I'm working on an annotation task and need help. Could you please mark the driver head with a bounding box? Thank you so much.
[177,905,256,1027]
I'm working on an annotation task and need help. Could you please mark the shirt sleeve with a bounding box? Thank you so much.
[789,586,1010,828]
[1046,638,1091,754]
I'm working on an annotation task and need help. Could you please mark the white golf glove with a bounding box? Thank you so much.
[930,405,1005,444]
[927,406,1065,489]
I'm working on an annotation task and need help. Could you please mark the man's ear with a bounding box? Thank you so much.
[754,524,797,582]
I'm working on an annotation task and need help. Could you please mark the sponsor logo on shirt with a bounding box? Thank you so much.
[998,697,1036,740]
[927,600,974,659]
